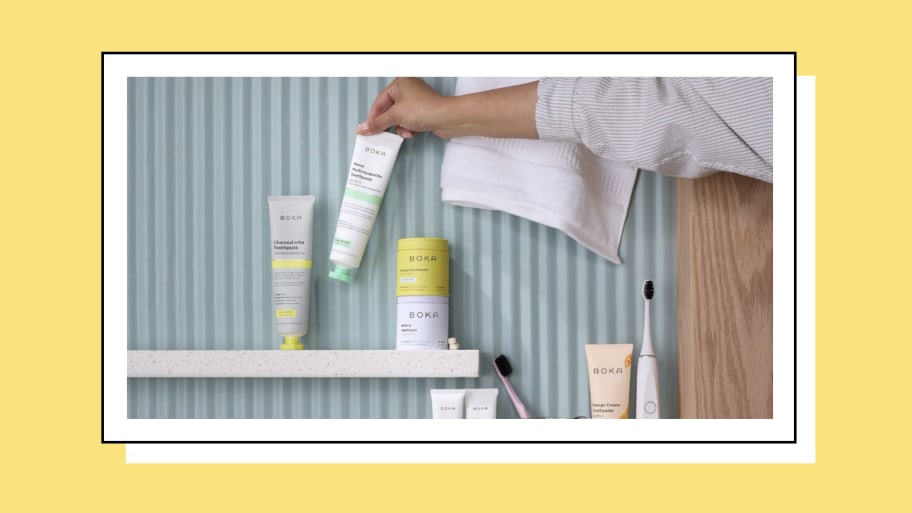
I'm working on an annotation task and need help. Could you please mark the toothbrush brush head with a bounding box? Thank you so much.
[493,354,513,377]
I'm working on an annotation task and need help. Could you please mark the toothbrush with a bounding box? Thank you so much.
[493,354,531,419]
[636,280,661,419]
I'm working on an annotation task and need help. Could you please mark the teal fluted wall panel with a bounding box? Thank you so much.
[127,77,677,419]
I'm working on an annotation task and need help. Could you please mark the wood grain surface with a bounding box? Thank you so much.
[676,173,773,418]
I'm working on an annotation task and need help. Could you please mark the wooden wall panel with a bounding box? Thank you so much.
[676,173,773,418]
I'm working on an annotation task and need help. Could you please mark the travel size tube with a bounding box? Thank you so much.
[430,389,465,419]
[328,132,404,283]
[268,195,316,350]
[464,389,499,419]
[585,344,634,419]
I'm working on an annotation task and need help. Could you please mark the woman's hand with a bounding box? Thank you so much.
[356,78,450,139]
[356,77,539,140]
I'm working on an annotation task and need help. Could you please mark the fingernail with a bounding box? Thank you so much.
[356,122,368,133]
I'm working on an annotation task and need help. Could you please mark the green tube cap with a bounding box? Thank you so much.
[279,335,304,350]
[328,264,353,283]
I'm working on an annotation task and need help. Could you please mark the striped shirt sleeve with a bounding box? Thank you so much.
[536,77,773,182]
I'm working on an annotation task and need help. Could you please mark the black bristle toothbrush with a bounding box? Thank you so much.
[493,354,530,419]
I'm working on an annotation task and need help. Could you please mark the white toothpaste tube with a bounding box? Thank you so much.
[328,132,404,283]
[267,195,316,349]
[430,389,465,419]
[464,389,499,419]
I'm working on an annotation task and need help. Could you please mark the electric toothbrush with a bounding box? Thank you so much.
[636,280,660,419]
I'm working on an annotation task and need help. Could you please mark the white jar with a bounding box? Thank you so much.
[396,296,449,350]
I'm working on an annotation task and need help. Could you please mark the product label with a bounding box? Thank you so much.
[396,249,449,296]
[329,192,382,265]
[396,301,448,350]
[271,239,311,259]
[272,269,309,332]
[590,402,629,419]
[338,196,379,231]
[346,161,387,199]
[587,349,632,419]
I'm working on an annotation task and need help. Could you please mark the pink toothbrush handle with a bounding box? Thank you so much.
[496,372,530,419]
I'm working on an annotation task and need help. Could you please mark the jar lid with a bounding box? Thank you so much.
[397,237,449,252]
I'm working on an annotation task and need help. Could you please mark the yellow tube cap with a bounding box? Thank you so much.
[279,335,304,350]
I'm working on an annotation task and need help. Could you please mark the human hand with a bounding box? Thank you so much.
[355,78,450,139]
[356,77,539,140]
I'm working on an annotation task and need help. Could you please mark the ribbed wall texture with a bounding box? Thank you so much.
[127,77,677,419]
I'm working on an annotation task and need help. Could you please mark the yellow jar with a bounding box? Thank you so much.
[396,238,449,297]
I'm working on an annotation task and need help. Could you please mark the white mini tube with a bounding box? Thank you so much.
[267,195,316,350]
[328,132,404,283]
[430,389,465,419]
[464,389,499,419]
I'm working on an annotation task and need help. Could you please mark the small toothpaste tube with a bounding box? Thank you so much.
[267,195,316,350]
[430,389,465,419]
[328,132,404,283]
[584,343,634,419]
[464,389,499,419]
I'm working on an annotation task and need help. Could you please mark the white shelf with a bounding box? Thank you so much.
[127,350,480,378]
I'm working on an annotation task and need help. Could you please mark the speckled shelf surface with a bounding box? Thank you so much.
[128,350,480,378]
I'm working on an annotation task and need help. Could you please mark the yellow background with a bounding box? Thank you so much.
[1,0,906,510]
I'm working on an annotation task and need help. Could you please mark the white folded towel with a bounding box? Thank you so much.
[440,77,638,264]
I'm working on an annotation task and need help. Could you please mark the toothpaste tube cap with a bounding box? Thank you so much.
[328,264,353,283]
[279,335,304,350]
